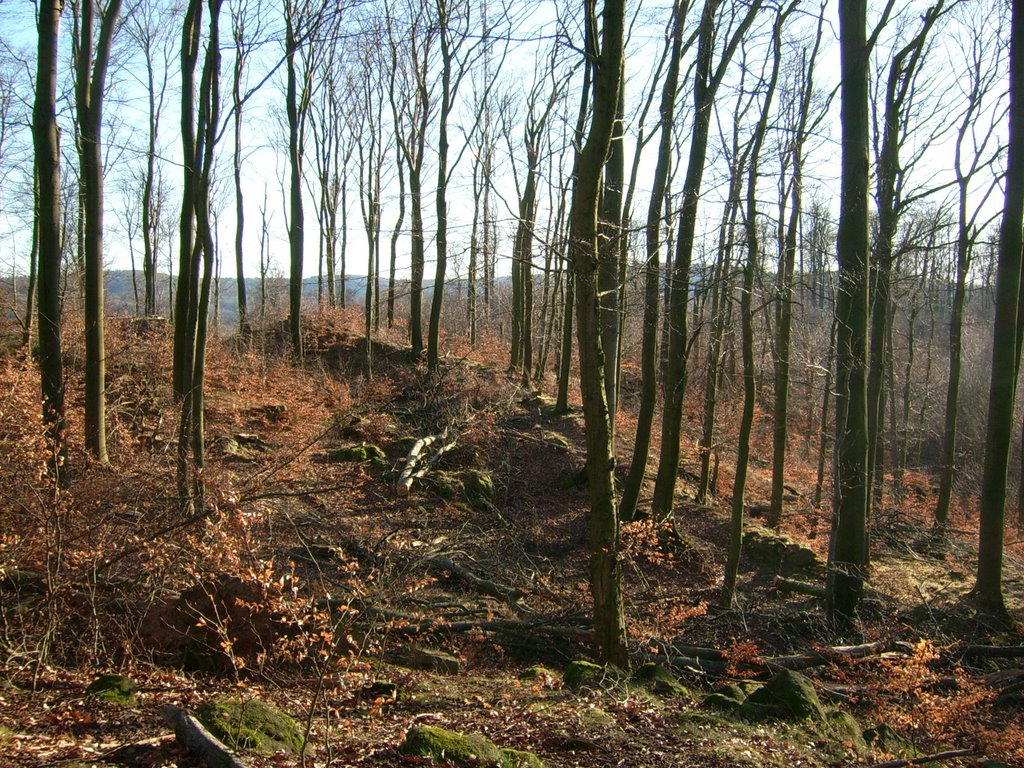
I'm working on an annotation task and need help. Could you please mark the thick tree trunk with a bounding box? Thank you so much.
[828,0,871,627]
[33,0,66,464]
[975,0,1024,616]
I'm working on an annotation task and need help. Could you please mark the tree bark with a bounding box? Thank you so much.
[569,0,628,669]
[974,0,1024,616]
[75,0,123,465]
[33,0,67,465]
[620,0,687,523]
[828,0,872,627]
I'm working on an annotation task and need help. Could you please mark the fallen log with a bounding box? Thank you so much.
[950,644,1024,659]
[774,576,827,598]
[318,598,591,641]
[424,554,524,604]
[159,705,251,768]
[866,747,975,768]
[765,641,890,671]
[662,644,726,661]
[644,653,730,676]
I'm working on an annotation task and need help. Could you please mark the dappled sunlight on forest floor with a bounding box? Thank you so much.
[1,311,1022,767]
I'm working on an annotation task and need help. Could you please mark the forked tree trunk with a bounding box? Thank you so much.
[650,0,763,520]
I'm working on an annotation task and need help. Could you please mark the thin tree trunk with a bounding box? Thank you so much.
[621,0,687,523]
[569,0,628,668]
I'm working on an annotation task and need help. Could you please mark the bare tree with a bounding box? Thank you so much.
[172,0,225,511]
[721,4,787,608]
[73,0,123,464]
[934,3,1006,530]
[33,0,67,465]
[570,0,628,668]
[974,0,1023,618]
[766,3,827,529]
[650,0,764,520]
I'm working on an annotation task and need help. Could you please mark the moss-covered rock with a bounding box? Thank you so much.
[322,444,386,463]
[389,645,462,674]
[519,666,558,685]
[563,660,625,690]
[400,726,503,765]
[864,723,919,758]
[400,725,542,767]
[460,470,494,510]
[632,663,689,697]
[501,747,544,767]
[743,526,824,576]
[714,683,748,702]
[429,472,461,499]
[558,467,588,490]
[195,697,304,755]
[744,669,825,721]
[826,710,868,756]
[702,692,745,712]
[85,674,137,704]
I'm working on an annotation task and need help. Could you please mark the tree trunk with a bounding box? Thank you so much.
[286,39,303,360]
[620,0,686,523]
[569,0,628,668]
[828,0,871,627]
[650,0,762,519]
[974,0,1024,616]
[768,14,823,528]
[33,0,67,465]
[722,7,783,606]
[76,0,122,465]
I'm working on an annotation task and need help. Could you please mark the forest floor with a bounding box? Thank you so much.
[1,310,1022,768]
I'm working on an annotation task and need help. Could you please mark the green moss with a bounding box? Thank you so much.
[429,472,460,499]
[195,697,304,755]
[745,669,825,721]
[460,470,494,510]
[580,705,617,729]
[399,725,503,765]
[864,723,919,758]
[558,467,588,490]
[714,683,748,702]
[825,710,868,756]
[519,666,558,683]
[563,660,625,690]
[329,444,386,462]
[632,663,689,697]
[85,674,137,704]
[501,747,544,767]
[703,692,745,712]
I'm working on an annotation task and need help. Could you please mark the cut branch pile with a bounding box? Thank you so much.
[159,705,250,768]
[396,430,457,496]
